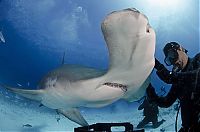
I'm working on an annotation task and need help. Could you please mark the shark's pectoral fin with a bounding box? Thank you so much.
[0,83,44,101]
[57,108,89,126]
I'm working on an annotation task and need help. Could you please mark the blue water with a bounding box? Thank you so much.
[0,0,199,131]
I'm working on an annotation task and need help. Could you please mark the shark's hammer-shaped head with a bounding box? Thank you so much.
[101,8,155,70]
[101,8,150,39]
[100,8,156,101]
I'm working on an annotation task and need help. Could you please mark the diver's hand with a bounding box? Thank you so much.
[154,58,164,71]
[154,58,172,83]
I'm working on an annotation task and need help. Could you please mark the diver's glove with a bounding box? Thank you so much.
[146,83,158,104]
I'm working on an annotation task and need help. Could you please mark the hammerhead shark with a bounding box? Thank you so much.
[1,8,155,126]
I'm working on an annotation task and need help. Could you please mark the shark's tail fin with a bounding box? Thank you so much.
[0,83,44,101]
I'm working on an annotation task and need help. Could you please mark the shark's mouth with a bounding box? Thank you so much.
[103,82,127,92]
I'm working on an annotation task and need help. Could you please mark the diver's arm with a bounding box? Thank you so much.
[156,65,200,85]
[175,69,200,82]
[154,58,200,84]
[175,53,200,82]
[154,58,175,84]
[155,85,178,108]
[147,84,178,108]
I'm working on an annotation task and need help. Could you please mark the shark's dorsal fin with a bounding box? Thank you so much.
[57,108,88,126]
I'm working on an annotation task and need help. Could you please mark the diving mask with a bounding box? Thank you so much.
[164,49,178,66]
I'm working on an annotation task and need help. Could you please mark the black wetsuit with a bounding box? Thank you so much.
[148,53,200,131]
[137,97,162,128]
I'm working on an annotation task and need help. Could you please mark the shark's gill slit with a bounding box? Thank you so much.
[103,82,128,92]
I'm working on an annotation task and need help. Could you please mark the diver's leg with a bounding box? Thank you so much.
[152,115,159,128]
[137,116,150,128]
[152,115,165,128]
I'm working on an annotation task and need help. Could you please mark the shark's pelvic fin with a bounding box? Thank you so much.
[57,108,89,126]
[0,84,44,101]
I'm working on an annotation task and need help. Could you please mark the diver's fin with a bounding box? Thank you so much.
[57,108,89,126]
[61,52,65,65]
[0,83,44,101]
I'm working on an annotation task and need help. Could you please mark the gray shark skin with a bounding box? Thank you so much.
[1,8,155,126]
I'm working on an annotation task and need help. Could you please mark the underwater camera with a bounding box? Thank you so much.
[74,122,144,132]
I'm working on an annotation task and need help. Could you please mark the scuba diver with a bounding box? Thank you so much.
[147,42,200,132]
[137,96,165,129]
